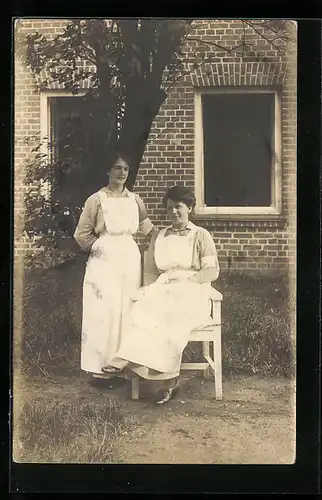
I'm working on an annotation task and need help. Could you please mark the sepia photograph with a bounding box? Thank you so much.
[13,18,297,465]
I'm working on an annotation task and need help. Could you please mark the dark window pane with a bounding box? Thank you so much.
[202,92,275,207]
[49,97,85,163]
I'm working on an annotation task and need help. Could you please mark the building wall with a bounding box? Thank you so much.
[14,19,68,258]
[136,20,297,272]
[14,19,297,272]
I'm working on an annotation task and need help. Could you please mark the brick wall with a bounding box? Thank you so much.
[14,19,68,258]
[14,19,297,273]
[136,20,297,273]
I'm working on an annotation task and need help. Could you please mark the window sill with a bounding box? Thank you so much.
[191,213,288,228]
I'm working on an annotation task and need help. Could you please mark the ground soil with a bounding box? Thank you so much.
[15,372,296,464]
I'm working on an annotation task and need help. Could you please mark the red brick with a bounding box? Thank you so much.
[223,244,242,250]
[234,233,252,239]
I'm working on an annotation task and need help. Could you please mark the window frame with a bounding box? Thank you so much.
[39,90,86,199]
[40,90,86,164]
[194,87,282,217]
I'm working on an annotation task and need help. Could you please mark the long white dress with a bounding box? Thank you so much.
[113,224,219,380]
[80,190,142,375]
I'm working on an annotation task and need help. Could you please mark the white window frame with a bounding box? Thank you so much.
[194,87,282,216]
[39,90,85,199]
[40,90,86,164]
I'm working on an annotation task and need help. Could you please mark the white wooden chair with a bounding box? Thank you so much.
[130,252,223,401]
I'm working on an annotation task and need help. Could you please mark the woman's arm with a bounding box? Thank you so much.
[73,194,99,252]
[189,229,220,284]
[143,230,160,285]
[135,194,155,236]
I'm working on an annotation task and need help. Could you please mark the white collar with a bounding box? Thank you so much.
[169,221,194,232]
[104,186,129,197]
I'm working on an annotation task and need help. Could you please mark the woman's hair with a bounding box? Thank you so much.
[162,185,196,209]
[107,151,132,172]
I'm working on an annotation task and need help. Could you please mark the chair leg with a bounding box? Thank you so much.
[131,376,140,400]
[202,341,211,378]
[213,331,222,400]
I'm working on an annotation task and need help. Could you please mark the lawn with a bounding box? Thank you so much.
[13,395,125,463]
[16,258,296,379]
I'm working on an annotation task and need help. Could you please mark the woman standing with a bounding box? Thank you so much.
[102,186,220,404]
[74,152,155,382]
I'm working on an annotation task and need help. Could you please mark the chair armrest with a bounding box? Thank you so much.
[209,286,223,302]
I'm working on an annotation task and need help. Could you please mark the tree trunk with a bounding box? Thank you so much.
[121,82,166,189]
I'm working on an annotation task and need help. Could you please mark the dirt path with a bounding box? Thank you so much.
[15,372,296,464]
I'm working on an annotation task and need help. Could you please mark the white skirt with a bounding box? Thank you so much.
[115,270,213,380]
[81,233,141,375]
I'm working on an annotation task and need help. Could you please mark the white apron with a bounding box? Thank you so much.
[115,227,213,380]
[81,190,141,375]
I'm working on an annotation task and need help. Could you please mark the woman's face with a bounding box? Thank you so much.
[108,158,129,186]
[166,198,192,228]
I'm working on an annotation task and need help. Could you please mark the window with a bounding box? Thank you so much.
[40,91,86,165]
[40,91,86,198]
[194,88,282,216]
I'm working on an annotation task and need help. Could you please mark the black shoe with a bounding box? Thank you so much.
[89,376,126,390]
[101,365,123,374]
[155,383,180,406]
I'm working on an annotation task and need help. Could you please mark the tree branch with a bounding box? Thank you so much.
[243,20,285,53]
[164,56,207,92]
[186,36,248,56]
[250,20,292,40]
[80,41,98,65]
[146,117,178,145]
[242,20,247,57]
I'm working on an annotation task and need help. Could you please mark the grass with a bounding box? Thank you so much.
[16,258,296,379]
[13,396,125,463]
[184,270,295,378]
[222,271,295,377]
[16,258,84,377]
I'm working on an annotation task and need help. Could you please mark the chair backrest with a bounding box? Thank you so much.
[143,250,148,267]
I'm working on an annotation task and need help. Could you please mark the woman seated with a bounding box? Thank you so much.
[102,186,220,405]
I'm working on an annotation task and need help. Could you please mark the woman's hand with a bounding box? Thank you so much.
[156,270,200,284]
[167,276,182,283]
[165,270,182,284]
[155,273,180,284]
[169,272,201,284]
[167,272,195,284]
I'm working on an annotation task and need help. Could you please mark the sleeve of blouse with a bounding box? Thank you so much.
[190,228,220,283]
[73,194,99,252]
[143,230,160,286]
[135,193,155,236]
